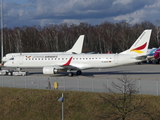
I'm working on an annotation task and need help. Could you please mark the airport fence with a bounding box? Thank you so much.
[0,75,159,96]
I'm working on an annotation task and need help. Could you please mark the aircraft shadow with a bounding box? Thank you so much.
[27,71,160,77]
[81,71,160,77]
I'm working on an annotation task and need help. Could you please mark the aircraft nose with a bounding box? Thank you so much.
[1,57,6,62]
[3,61,8,66]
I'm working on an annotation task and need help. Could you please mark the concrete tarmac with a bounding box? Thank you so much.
[1,63,160,95]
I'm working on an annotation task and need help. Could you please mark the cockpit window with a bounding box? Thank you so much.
[9,58,14,60]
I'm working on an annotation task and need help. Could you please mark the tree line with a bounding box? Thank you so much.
[1,21,160,57]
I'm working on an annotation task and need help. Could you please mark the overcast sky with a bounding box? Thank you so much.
[1,0,160,28]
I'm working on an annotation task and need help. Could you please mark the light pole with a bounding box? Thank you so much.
[58,93,64,120]
[1,0,4,60]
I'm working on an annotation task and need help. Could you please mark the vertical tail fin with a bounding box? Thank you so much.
[120,29,152,55]
[66,35,84,54]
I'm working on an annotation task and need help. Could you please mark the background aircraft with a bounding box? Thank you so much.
[145,48,157,63]
[3,30,152,76]
[153,48,160,64]
[1,35,84,64]
[144,48,160,64]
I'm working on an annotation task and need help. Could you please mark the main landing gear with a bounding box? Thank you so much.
[76,70,82,75]
[68,70,82,77]
[68,72,74,77]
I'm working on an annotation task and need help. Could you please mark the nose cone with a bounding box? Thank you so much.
[1,57,6,63]
[3,62,7,66]
[0,57,6,66]
[3,61,10,67]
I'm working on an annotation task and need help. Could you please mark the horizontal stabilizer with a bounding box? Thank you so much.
[135,55,147,60]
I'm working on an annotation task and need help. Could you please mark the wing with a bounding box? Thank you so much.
[59,57,79,70]
[43,57,79,74]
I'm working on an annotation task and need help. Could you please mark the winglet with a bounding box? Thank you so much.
[63,57,73,66]
[66,35,84,54]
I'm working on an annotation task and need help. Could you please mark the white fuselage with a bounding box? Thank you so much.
[3,54,142,70]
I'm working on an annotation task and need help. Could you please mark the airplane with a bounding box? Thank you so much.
[147,48,157,58]
[143,48,160,64]
[145,48,158,63]
[3,30,152,77]
[153,48,160,64]
[1,35,84,64]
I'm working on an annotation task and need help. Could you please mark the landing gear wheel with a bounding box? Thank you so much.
[156,60,160,64]
[68,72,74,77]
[76,70,82,75]
[8,72,13,76]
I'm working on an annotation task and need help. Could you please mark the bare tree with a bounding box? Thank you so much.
[99,75,151,120]
[1,20,158,59]
[156,20,160,47]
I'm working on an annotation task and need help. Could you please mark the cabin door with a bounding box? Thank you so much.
[19,56,23,64]
[114,54,119,64]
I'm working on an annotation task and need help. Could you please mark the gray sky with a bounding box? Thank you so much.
[1,0,160,28]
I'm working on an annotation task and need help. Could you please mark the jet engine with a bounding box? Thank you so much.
[43,66,65,74]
